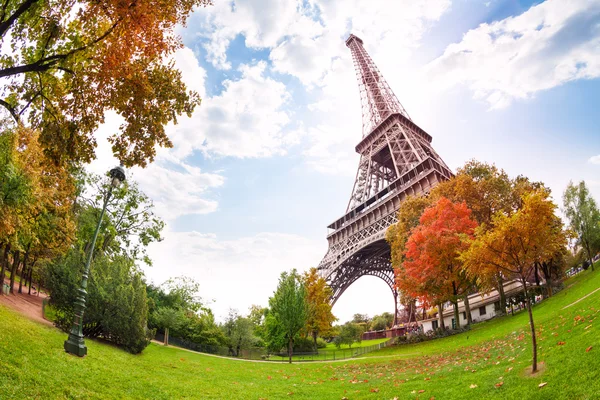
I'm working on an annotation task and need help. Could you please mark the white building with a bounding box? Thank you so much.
[420,280,526,332]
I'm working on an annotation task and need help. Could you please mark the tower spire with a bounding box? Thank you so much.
[346,34,410,137]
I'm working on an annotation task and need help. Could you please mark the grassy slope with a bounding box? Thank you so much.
[0,267,598,400]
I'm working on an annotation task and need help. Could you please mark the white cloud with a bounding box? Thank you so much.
[89,113,225,221]
[426,0,600,109]
[172,47,207,98]
[133,160,224,220]
[144,230,326,321]
[589,154,600,164]
[168,60,298,159]
[195,0,323,70]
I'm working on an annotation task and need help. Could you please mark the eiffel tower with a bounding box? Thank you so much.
[317,34,453,323]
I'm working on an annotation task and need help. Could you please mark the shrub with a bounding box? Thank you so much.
[316,337,327,349]
[395,326,470,346]
[293,337,315,353]
[46,253,152,354]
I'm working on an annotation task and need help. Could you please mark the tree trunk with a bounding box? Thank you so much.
[463,292,472,325]
[27,265,33,295]
[236,336,242,357]
[288,337,293,364]
[0,243,7,295]
[533,263,540,286]
[452,301,460,329]
[0,243,4,287]
[545,269,553,298]
[496,273,506,315]
[522,278,538,373]
[586,243,595,272]
[9,250,20,294]
[164,327,169,346]
[438,302,445,330]
[18,250,29,294]
[312,330,318,352]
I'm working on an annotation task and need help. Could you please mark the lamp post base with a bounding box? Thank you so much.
[64,335,87,357]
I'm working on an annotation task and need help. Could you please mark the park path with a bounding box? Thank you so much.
[154,340,417,364]
[0,277,52,327]
[562,286,600,310]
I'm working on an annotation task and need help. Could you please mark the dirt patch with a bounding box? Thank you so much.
[523,361,546,377]
[0,278,53,327]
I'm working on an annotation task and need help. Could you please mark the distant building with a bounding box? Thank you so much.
[420,280,527,332]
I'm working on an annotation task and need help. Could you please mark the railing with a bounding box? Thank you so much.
[154,333,395,362]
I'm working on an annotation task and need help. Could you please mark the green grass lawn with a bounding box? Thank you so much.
[1,266,599,399]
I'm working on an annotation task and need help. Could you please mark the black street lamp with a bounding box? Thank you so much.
[64,165,126,357]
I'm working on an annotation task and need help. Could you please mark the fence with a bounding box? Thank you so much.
[154,333,395,362]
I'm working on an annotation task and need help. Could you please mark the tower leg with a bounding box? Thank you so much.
[393,290,399,327]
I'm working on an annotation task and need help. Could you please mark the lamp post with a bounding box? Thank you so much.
[64,164,126,357]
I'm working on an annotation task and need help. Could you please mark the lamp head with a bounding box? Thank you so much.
[109,164,126,188]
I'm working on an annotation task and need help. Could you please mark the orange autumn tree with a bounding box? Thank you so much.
[302,268,337,349]
[386,194,432,324]
[429,161,514,315]
[0,0,211,167]
[461,189,567,373]
[403,197,477,329]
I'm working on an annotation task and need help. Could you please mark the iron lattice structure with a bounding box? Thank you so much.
[317,34,453,323]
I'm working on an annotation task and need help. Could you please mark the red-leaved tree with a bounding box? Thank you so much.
[403,197,478,329]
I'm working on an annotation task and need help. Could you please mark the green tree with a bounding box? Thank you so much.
[336,322,364,349]
[248,304,268,345]
[153,306,186,346]
[81,172,164,265]
[563,181,600,272]
[267,269,308,363]
[222,310,256,356]
[371,312,394,331]
[146,277,224,347]
[45,252,152,353]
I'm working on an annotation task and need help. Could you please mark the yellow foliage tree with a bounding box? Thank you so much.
[461,189,567,373]
[302,267,337,349]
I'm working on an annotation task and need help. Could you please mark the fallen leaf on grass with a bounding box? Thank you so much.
[539,382,547,388]
[586,346,593,352]
[469,384,478,389]
[557,341,566,346]
[418,390,425,393]
[369,388,379,393]
[287,392,294,396]
[495,382,504,388]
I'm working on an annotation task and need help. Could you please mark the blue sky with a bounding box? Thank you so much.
[93,0,600,323]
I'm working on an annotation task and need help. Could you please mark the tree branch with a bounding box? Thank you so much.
[0,0,40,38]
[0,17,122,79]
[0,98,19,122]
